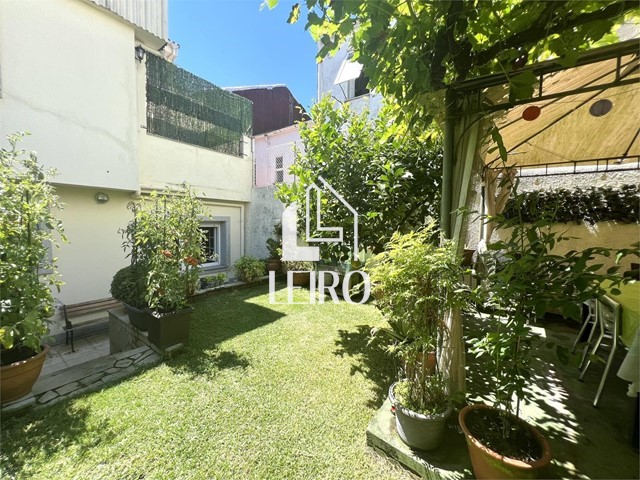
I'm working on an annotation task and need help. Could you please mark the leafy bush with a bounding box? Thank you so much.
[234,256,265,282]
[266,222,282,260]
[0,133,65,353]
[110,264,148,309]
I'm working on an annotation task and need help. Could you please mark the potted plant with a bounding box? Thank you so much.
[234,256,265,283]
[265,222,283,273]
[0,133,66,404]
[199,275,216,290]
[367,223,466,450]
[462,175,634,478]
[214,273,227,286]
[110,263,151,331]
[283,260,315,287]
[124,185,206,350]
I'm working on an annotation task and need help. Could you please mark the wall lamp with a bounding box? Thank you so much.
[95,192,110,204]
[135,46,146,62]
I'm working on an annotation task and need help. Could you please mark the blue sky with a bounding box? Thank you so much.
[168,0,318,110]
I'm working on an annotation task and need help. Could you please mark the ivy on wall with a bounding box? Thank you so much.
[503,184,639,224]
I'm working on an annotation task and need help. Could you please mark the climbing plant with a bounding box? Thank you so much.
[272,0,638,130]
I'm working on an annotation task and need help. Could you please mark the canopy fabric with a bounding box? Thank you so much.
[484,53,640,168]
[334,58,364,85]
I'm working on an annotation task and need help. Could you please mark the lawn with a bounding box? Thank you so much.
[1,283,414,479]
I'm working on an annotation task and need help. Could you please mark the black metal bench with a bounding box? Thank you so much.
[57,298,121,352]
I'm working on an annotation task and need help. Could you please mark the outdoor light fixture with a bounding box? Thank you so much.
[95,192,109,204]
[135,46,145,62]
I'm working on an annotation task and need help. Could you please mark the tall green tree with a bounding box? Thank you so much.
[277,96,442,260]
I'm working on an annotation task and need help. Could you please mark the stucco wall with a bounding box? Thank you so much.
[54,187,134,306]
[245,187,284,259]
[138,133,253,202]
[0,0,139,191]
[254,126,301,187]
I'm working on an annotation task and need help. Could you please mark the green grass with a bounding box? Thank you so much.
[1,283,414,479]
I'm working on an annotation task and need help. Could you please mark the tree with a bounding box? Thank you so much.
[279,0,637,129]
[276,96,442,260]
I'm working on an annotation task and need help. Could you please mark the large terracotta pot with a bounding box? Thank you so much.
[147,306,193,350]
[459,404,552,479]
[1,344,49,405]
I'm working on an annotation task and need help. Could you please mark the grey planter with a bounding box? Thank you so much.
[389,382,452,451]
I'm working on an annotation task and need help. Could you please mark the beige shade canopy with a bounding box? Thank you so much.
[483,52,640,168]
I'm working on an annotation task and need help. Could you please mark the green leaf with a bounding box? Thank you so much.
[287,3,300,24]
[509,70,537,101]
[260,0,279,10]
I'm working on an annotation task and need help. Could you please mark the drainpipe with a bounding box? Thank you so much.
[441,88,455,239]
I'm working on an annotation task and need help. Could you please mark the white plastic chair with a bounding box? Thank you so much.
[579,295,622,407]
[571,298,598,370]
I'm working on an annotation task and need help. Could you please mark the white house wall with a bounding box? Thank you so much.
[0,0,139,192]
[138,133,253,202]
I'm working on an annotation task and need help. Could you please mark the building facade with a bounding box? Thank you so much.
[0,0,253,333]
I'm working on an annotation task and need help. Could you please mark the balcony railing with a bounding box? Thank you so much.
[146,54,252,156]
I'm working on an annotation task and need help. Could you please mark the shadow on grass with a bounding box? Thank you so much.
[170,283,284,378]
[334,325,396,409]
[1,405,114,477]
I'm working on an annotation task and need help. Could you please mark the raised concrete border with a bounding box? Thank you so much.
[366,399,474,480]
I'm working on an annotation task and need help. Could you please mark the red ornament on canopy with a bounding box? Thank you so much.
[522,105,541,121]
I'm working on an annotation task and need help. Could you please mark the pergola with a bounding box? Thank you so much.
[439,38,640,391]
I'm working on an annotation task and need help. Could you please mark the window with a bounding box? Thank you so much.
[201,225,220,266]
[354,71,370,98]
[275,155,284,183]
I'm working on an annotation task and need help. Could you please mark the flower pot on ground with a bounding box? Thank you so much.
[234,256,266,282]
[0,133,66,404]
[1,345,50,404]
[367,223,468,450]
[110,263,151,331]
[390,377,452,451]
[459,404,551,479]
[284,261,314,287]
[147,306,193,350]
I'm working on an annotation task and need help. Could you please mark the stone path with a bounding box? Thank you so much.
[30,346,160,409]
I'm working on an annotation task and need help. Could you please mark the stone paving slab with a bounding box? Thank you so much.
[366,399,473,480]
[28,345,160,410]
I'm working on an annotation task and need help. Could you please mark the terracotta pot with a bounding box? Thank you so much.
[459,404,552,479]
[147,306,193,350]
[390,382,451,450]
[1,344,49,405]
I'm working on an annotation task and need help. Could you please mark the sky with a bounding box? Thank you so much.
[168,0,319,111]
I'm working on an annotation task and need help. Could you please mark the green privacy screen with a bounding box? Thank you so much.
[146,54,252,156]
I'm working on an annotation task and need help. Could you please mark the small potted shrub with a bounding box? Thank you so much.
[199,275,216,290]
[214,273,227,286]
[367,223,466,450]
[265,222,283,273]
[283,260,314,287]
[110,263,151,331]
[234,256,265,282]
[1,134,66,404]
[462,175,634,479]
